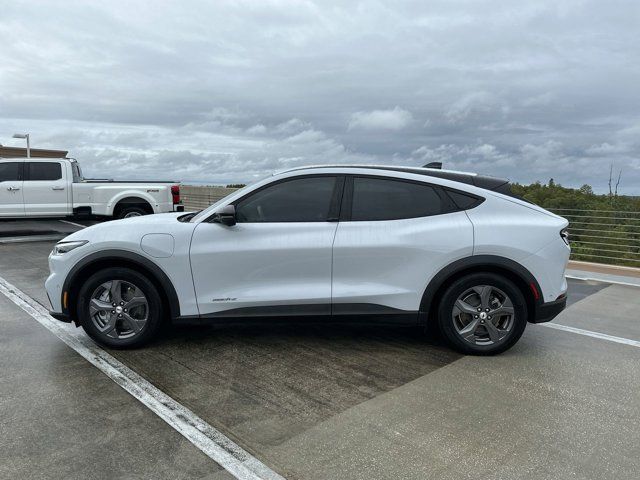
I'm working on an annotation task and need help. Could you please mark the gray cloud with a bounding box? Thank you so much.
[1,0,639,192]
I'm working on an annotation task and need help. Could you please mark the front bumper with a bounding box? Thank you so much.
[45,269,64,313]
[531,295,567,324]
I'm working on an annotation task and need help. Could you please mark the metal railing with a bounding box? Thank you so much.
[548,208,640,267]
[180,186,238,211]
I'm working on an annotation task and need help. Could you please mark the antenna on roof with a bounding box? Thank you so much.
[423,162,442,169]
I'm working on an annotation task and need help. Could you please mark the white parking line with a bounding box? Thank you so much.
[0,234,65,244]
[59,219,87,229]
[541,322,640,348]
[0,275,285,480]
[566,274,640,288]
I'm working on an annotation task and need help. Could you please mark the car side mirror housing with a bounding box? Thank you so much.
[212,204,236,226]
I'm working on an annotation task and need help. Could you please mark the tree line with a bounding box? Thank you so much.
[511,180,640,267]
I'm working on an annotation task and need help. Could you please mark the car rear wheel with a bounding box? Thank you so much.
[77,268,164,348]
[437,273,527,355]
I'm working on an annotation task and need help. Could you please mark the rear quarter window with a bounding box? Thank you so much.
[445,189,483,210]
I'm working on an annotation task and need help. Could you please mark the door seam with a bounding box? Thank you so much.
[330,221,340,316]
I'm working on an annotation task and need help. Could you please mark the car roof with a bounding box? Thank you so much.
[277,164,512,195]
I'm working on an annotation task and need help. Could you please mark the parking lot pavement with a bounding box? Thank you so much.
[0,241,61,305]
[267,292,640,480]
[0,218,102,244]
[0,293,233,480]
[551,282,640,342]
[0,238,461,475]
[563,278,609,307]
[1,230,639,479]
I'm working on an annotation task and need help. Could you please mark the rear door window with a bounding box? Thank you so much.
[350,176,445,221]
[26,162,62,181]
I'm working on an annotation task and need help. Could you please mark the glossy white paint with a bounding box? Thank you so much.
[332,212,473,310]
[0,158,179,218]
[140,233,175,258]
[72,183,174,217]
[46,166,571,322]
[190,221,337,315]
[46,213,201,315]
[466,194,570,302]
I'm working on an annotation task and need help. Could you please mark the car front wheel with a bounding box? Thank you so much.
[437,273,528,355]
[77,267,164,348]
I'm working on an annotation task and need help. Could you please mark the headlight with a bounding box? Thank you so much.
[52,240,88,255]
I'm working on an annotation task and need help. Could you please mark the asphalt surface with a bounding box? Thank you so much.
[0,218,638,479]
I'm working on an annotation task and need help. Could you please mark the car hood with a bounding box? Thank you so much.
[59,212,191,244]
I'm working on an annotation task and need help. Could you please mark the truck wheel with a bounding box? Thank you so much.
[77,268,164,348]
[117,206,148,219]
[437,273,528,355]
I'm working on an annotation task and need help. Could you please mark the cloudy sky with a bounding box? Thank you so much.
[1,0,639,192]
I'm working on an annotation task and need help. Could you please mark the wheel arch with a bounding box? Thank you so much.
[419,255,542,326]
[113,196,154,217]
[62,250,180,324]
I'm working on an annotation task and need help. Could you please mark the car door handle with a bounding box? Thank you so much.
[7,186,20,191]
[52,186,65,191]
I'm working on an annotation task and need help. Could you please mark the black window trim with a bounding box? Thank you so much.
[205,173,346,224]
[24,161,63,182]
[328,176,346,222]
[0,161,24,182]
[71,162,82,183]
[340,174,484,222]
[340,176,354,221]
[441,186,485,210]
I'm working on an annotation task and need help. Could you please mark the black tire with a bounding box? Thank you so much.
[117,206,148,219]
[437,272,527,355]
[77,267,164,348]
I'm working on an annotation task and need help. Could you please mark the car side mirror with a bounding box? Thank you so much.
[212,204,236,226]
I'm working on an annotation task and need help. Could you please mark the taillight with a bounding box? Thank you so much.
[171,185,181,204]
[560,228,569,246]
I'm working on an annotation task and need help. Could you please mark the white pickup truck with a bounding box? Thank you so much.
[0,157,184,218]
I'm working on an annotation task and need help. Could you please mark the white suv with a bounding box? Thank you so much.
[46,165,570,355]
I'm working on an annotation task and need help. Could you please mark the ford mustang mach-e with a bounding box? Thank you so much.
[45,165,570,355]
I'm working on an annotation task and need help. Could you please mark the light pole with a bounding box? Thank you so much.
[13,133,30,158]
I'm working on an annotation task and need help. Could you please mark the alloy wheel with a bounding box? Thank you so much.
[452,285,515,346]
[89,280,149,340]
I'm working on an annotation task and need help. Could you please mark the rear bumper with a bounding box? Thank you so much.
[531,295,567,324]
